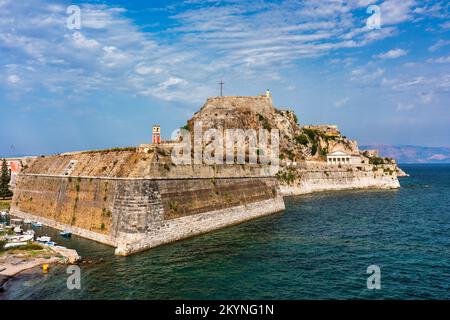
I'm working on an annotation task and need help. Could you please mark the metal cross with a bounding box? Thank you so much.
[219,80,224,96]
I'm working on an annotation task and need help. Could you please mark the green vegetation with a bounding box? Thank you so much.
[303,128,318,141]
[223,192,233,204]
[102,208,112,218]
[0,199,10,211]
[181,123,191,131]
[311,143,318,156]
[283,149,295,161]
[258,113,271,130]
[156,148,168,156]
[294,134,309,146]
[0,159,13,199]
[293,113,298,124]
[169,201,179,213]
[319,147,328,156]
[369,157,385,165]
[275,168,297,185]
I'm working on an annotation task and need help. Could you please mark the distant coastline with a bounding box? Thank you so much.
[361,145,450,164]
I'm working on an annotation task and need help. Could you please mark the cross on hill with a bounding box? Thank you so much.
[218,80,224,96]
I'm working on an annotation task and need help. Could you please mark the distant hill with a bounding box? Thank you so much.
[361,145,450,164]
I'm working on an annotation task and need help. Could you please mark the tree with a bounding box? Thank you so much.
[0,159,13,199]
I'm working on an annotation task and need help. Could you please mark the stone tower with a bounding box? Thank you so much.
[152,125,161,144]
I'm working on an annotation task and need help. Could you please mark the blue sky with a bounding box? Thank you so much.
[0,0,449,156]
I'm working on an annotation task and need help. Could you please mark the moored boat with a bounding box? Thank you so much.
[13,226,23,233]
[60,230,72,238]
[4,242,27,249]
[36,235,51,243]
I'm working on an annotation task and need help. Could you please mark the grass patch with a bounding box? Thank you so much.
[0,199,10,211]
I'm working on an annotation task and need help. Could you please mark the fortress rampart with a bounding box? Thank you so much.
[10,152,284,255]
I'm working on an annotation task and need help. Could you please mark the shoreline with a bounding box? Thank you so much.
[0,243,81,292]
[0,255,60,291]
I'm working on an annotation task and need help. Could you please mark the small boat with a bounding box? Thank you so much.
[4,242,27,249]
[32,222,43,227]
[59,230,72,238]
[0,211,8,216]
[13,226,23,233]
[24,230,35,236]
[23,219,32,224]
[46,241,56,246]
[8,234,33,243]
[36,236,51,243]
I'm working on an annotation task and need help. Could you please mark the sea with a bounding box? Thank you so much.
[1,164,449,299]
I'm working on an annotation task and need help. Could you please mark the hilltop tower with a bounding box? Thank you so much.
[152,125,161,144]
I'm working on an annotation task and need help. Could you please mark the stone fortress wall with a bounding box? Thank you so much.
[10,151,284,255]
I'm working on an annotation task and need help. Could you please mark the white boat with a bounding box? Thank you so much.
[13,226,23,233]
[4,242,27,249]
[32,222,43,227]
[8,234,33,243]
[0,211,8,216]
[24,219,32,224]
[36,236,51,243]
[24,230,35,236]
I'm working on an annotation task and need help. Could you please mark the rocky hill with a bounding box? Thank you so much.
[185,95,364,163]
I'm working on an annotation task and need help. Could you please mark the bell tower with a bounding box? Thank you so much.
[152,125,161,144]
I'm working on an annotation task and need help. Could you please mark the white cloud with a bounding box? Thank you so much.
[375,49,408,59]
[428,39,450,52]
[396,102,415,111]
[7,74,20,84]
[334,97,349,108]
[434,56,450,64]
[71,32,100,49]
[134,64,163,75]
[380,0,417,25]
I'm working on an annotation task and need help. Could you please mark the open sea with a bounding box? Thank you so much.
[1,164,449,300]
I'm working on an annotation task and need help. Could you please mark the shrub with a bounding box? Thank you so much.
[303,128,318,141]
[311,143,318,156]
[169,201,179,213]
[294,134,309,145]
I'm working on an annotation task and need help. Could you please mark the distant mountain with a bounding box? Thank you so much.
[361,145,450,164]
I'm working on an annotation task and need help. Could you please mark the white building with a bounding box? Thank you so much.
[327,151,351,165]
[327,151,365,165]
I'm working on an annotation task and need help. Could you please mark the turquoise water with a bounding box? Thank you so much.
[2,164,450,299]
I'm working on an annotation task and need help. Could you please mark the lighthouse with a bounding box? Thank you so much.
[152,125,161,144]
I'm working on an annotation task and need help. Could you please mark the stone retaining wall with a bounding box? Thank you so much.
[10,174,284,255]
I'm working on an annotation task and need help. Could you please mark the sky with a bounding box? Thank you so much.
[0,0,449,157]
